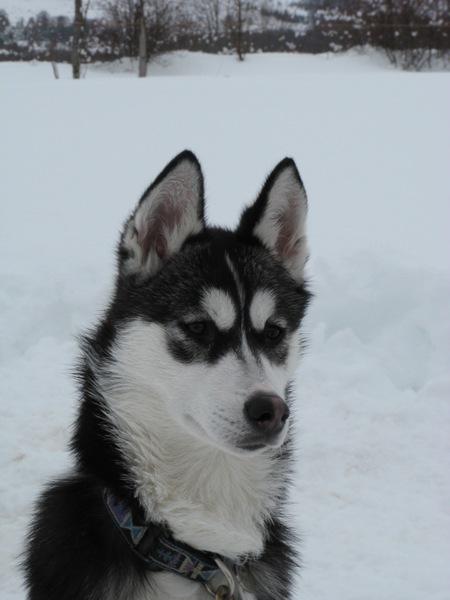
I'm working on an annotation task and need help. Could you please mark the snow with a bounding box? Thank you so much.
[1,52,450,599]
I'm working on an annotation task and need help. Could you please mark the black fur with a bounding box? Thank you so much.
[22,151,310,600]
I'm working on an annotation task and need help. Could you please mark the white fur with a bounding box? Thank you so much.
[94,318,299,552]
[249,290,276,332]
[253,165,308,282]
[225,253,245,306]
[201,288,236,331]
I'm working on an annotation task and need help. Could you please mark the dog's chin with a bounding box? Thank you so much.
[182,415,286,457]
[235,432,288,455]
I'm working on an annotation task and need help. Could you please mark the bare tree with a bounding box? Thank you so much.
[72,0,91,78]
[235,0,244,60]
[72,0,83,78]
[360,0,450,70]
[222,0,260,60]
[100,0,175,73]
[136,0,147,76]
[191,0,224,38]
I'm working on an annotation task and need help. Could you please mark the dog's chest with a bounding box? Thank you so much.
[134,441,280,559]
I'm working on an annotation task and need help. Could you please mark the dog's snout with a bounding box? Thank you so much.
[244,393,289,436]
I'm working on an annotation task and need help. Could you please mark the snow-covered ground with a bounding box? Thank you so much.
[1,52,449,599]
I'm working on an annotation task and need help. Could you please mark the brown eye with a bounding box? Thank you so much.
[182,321,216,341]
[186,322,208,336]
[264,323,284,341]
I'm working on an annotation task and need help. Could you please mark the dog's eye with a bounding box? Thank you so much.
[187,322,207,335]
[183,321,212,338]
[264,323,284,342]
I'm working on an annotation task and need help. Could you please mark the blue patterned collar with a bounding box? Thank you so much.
[103,489,222,583]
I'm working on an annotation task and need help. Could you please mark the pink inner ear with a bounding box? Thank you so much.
[274,209,300,263]
[138,200,183,264]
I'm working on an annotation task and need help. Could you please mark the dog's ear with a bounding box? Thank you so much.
[237,158,308,282]
[120,151,205,279]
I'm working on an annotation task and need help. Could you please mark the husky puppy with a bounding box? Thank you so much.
[23,151,310,600]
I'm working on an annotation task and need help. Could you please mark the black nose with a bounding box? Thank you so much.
[244,393,290,436]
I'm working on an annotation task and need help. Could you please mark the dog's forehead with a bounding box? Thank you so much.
[151,230,305,329]
[198,280,276,333]
[194,244,283,330]
[198,238,307,332]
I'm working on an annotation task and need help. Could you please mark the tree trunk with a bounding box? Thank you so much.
[72,0,83,79]
[236,0,244,61]
[51,62,59,79]
[138,14,147,77]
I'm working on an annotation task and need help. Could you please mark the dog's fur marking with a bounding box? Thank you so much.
[225,253,246,307]
[249,290,276,332]
[201,288,237,331]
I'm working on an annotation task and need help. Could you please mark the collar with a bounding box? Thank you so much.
[103,489,223,584]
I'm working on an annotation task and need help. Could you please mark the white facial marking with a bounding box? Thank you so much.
[225,253,245,308]
[201,288,236,331]
[249,289,276,332]
[99,320,286,560]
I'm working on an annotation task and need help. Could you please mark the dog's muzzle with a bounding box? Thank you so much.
[241,392,289,449]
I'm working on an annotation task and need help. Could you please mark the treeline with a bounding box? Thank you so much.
[0,0,448,71]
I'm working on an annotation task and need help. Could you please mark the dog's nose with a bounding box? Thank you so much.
[244,393,290,436]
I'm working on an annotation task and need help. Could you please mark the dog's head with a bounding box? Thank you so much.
[107,151,309,456]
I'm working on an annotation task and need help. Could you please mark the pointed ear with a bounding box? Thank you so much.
[237,158,308,282]
[119,151,205,279]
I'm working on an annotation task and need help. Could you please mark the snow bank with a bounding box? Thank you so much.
[1,52,449,599]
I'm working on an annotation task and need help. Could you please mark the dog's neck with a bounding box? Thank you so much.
[101,382,287,560]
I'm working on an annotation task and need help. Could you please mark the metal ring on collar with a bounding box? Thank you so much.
[204,557,236,598]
